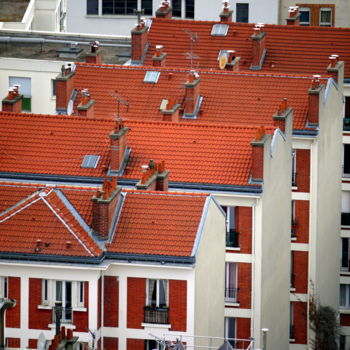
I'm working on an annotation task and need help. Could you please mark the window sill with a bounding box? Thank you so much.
[38,305,86,312]
[225,301,240,307]
[48,323,76,330]
[289,338,295,342]
[291,237,297,241]
[226,247,240,251]
[290,288,296,292]
[85,14,140,19]
[142,323,171,329]
[339,307,350,314]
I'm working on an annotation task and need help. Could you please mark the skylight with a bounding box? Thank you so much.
[144,71,160,83]
[81,155,100,169]
[211,24,229,37]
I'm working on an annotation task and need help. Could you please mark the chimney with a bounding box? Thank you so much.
[86,40,103,64]
[2,85,22,113]
[156,0,172,18]
[220,1,233,22]
[225,50,240,71]
[327,54,344,85]
[131,19,149,65]
[251,126,269,182]
[286,6,300,25]
[273,98,292,133]
[109,121,129,173]
[250,24,267,70]
[184,70,201,117]
[55,64,76,114]
[153,45,167,67]
[162,98,180,122]
[136,160,169,191]
[92,177,121,239]
[308,75,323,125]
[77,89,95,117]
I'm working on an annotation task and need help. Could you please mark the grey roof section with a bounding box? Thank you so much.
[0,0,29,22]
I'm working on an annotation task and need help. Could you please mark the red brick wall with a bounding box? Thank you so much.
[55,73,75,110]
[6,277,20,328]
[184,81,200,115]
[295,149,310,193]
[293,301,307,344]
[236,318,251,348]
[293,251,308,293]
[251,36,266,67]
[103,337,118,350]
[308,92,320,124]
[294,200,309,243]
[6,338,20,348]
[2,100,22,113]
[110,132,128,172]
[169,280,187,331]
[127,278,145,329]
[74,281,89,332]
[237,263,251,308]
[127,338,144,350]
[341,314,350,326]
[131,30,148,62]
[86,52,103,65]
[28,339,38,349]
[98,277,101,329]
[28,278,51,330]
[104,276,119,327]
[235,207,252,254]
[251,145,264,181]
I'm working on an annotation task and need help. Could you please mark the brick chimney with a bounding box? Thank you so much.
[162,98,180,122]
[250,24,267,70]
[220,1,233,22]
[308,75,323,125]
[92,177,121,239]
[184,71,201,117]
[156,0,172,18]
[153,45,167,67]
[136,160,169,191]
[327,54,344,85]
[286,6,300,25]
[273,98,292,133]
[77,89,95,117]
[131,19,149,65]
[225,50,240,71]
[251,126,269,182]
[2,85,22,113]
[86,40,103,64]
[109,122,129,173]
[55,64,76,114]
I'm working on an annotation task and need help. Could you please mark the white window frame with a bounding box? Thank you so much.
[340,284,350,308]
[319,7,332,26]
[146,279,168,308]
[224,317,236,345]
[0,277,8,299]
[225,262,238,303]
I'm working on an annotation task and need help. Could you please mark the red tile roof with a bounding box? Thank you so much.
[107,191,209,257]
[73,63,316,130]
[0,183,102,257]
[145,18,350,77]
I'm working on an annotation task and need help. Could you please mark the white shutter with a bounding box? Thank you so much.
[9,77,31,97]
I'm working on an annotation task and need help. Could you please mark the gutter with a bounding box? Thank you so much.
[292,129,318,137]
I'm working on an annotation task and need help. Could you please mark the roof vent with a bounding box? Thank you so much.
[211,24,229,37]
[81,155,100,168]
[144,71,160,83]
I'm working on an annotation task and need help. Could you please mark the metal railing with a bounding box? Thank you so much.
[52,307,73,324]
[144,306,169,324]
[226,230,239,248]
[225,288,239,303]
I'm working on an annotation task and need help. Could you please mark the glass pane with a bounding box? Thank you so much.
[185,0,194,19]
[228,207,235,230]
[22,97,31,112]
[299,10,310,23]
[126,0,137,14]
[102,0,115,14]
[158,280,167,307]
[80,282,84,303]
[148,279,156,306]
[225,317,236,346]
[56,281,62,301]
[236,3,249,23]
[141,0,152,15]
[320,9,331,23]
[87,0,99,14]
[172,0,181,17]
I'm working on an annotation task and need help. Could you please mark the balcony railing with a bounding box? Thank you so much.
[144,306,169,324]
[342,213,350,226]
[226,230,239,248]
[52,307,73,324]
[225,287,239,303]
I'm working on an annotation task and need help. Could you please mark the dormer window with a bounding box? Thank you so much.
[144,71,160,83]
[81,155,100,168]
[211,24,229,36]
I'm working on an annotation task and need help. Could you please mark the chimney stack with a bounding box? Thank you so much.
[226,50,240,71]
[2,85,22,113]
[184,70,201,117]
[327,54,344,84]
[286,6,300,25]
[131,19,149,65]
[77,89,95,117]
[86,40,103,64]
[55,64,76,114]
[136,160,169,191]
[162,98,180,122]
[109,121,129,173]
[273,98,292,133]
[220,1,233,23]
[250,24,267,70]
[308,75,323,125]
[153,45,167,67]
[92,177,121,239]
[156,0,172,18]
[251,126,269,182]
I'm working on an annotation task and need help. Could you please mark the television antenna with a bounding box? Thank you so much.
[184,29,199,69]
[109,90,129,127]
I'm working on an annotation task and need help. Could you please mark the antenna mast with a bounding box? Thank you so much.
[109,90,129,127]
[184,29,199,69]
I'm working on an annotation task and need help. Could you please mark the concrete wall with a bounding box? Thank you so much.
[33,0,64,32]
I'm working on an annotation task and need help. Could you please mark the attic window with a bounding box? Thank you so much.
[144,71,160,83]
[211,24,229,36]
[81,155,100,168]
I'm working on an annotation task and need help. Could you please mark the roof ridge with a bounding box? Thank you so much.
[122,189,209,197]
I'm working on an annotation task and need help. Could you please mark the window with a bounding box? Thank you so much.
[225,262,238,303]
[42,279,49,305]
[225,317,236,347]
[145,340,161,350]
[172,0,181,17]
[81,155,100,168]
[236,3,248,23]
[0,277,8,298]
[341,238,349,270]
[340,284,350,308]
[292,149,296,186]
[147,279,168,307]
[340,335,346,350]
[291,200,296,238]
[290,252,295,289]
[320,7,332,26]
[185,0,194,19]
[222,206,239,248]
[141,0,152,15]
[144,71,160,83]
[290,302,295,340]
[102,0,137,15]
[344,145,350,177]
[51,79,56,98]
[9,77,31,112]
[299,7,310,25]
[344,97,350,131]
[342,192,350,226]
[171,0,194,18]
[211,24,229,37]
[87,0,99,14]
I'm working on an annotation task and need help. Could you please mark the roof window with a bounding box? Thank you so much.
[81,155,100,168]
[211,24,229,36]
[144,71,160,83]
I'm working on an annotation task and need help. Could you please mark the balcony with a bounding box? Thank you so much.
[225,288,239,303]
[226,230,239,248]
[344,118,350,132]
[342,213,350,226]
[52,307,73,324]
[144,306,169,324]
